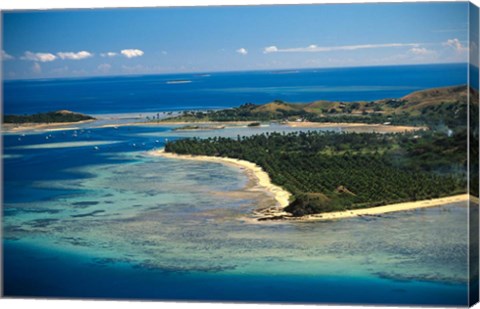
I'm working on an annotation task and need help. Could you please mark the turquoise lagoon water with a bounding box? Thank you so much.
[2,123,470,306]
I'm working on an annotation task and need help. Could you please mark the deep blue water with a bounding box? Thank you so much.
[2,126,171,203]
[4,63,467,114]
[3,241,467,306]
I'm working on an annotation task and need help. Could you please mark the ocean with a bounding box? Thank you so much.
[3,63,467,115]
[2,63,472,306]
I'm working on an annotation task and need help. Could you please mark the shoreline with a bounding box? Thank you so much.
[286,121,427,132]
[98,121,254,129]
[2,119,96,133]
[98,120,428,133]
[2,118,427,134]
[149,149,292,211]
[287,194,469,222]
[149,149,468,222]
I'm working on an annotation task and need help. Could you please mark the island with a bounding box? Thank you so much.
[3,110,95,132]
[157,85,471,221]
[160,85,467,128]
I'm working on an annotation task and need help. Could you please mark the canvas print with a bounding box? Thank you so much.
[1,2,479,306]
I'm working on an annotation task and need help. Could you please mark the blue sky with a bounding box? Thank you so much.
[1,2,470,79]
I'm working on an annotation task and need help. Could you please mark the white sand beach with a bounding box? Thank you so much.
[298,194,469,222]
[286,121,427,132]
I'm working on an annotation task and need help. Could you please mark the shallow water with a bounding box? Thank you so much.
[2,124,471,305]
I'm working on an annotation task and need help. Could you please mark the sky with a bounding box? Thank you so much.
[1,2,471,79]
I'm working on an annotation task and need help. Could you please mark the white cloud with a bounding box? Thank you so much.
[101,52,118,57]
[32,63,42,73]
[57,51,93,60]
[236,48,248,55]
[263,43,421,54]
[442,38,468,53]
[97,63,112,73]
[161,50,168,55]
[409,47,434,55]
[263,46,279,54]
[2,50,14,61]
[121,49,144,58]
[21,51,57,62]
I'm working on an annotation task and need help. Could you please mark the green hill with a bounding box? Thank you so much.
[4,110,95,124]
[162,85,468,128]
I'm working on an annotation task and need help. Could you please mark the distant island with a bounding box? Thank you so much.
[4,110,95,124]
[162,85,470,219]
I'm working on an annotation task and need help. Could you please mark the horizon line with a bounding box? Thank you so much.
[2,61,469,82]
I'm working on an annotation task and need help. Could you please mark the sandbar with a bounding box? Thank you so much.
[99,120,427,134]
[11,140,120,150]
[294,194,469,222]
[2,119,95,133]
[286,121,427,133]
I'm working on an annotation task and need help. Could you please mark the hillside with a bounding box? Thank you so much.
[400,85,468,112]
[161,85,468,128]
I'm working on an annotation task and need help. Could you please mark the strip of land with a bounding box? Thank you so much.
[98,121,253,129]
[286,121,427,132]
[283,194,469,222]
[3,120,424,135]
[98,121,425,134]
[2,119,95,133]
[149,149,468,222]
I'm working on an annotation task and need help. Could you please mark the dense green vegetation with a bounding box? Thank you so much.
[470,87,479,197]
[161,85,468,129]
[163,85,470,216]
[4,110,94,124]
[165,130,467,216]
